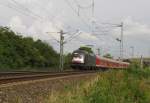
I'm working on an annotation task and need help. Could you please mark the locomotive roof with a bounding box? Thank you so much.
[73,49,93,54]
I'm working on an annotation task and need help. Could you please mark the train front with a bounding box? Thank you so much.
[71,50,85,69]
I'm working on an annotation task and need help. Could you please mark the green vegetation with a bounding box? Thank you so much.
[79,46,93,53]
[0,27,59,71]
[46,67,150,103]
[64,53,72,69]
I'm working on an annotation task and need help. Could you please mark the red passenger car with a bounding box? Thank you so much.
[96,55,129,69]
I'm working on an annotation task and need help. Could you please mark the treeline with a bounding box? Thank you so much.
[0,27,59,70]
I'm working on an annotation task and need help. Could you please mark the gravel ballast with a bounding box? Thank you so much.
[0,73,97,103]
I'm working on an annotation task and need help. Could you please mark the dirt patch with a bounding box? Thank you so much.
[0,73,97,103]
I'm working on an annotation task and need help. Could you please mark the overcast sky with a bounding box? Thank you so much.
[0,0,150,58]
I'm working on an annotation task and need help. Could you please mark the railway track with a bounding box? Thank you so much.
[0,71,45,78]
[0,70,97,85]
[0,71,60,78]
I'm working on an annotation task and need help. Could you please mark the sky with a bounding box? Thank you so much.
[0,0,150,58]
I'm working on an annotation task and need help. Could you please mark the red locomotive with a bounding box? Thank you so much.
[71,49,129,69]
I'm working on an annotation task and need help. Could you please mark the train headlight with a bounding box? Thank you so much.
[72,54,85,63]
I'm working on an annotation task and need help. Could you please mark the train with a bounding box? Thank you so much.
[71,49,130,70]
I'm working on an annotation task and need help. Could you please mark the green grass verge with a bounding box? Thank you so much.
[45,68,150,103]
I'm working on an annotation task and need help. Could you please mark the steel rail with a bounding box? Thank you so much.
[0,70,77,78]
[0,71,97,85]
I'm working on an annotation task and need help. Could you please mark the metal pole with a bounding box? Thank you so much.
[140,55,143,69]
[130,46,134,58]
[47,30,66,71]
[119,40,121,61]
[92,0,94,17]
[59,30,65,71]
[116,38,121,61]
[121,22,124,60]
[61,32,64,71]
[78,5,80,16]
[97,48,100,56]
[59,31,62,70]
[149,48,150,57]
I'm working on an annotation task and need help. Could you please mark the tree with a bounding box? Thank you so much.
[64,53,72,69]
[0,26,59,70]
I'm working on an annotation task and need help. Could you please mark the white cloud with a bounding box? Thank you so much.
[14,0,38,4]
[124,17,150,36]
[79,32,98,40]
[9,16,27,35]
[8,15,63,41]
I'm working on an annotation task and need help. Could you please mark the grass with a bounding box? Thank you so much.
[45,67,150,103]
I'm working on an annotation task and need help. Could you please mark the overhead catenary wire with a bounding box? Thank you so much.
[65,31,82,43]
[10,0,44,20]
[31,0,73,31]
[1,0,62,30]
[73,0,95,27]
[64,0,103,44]
[2,0,103,39]
[73,0,93,9]
[10,0,82,37]
[64,29,79,40]
[0,3,38,20]
[7,0,94,43]
[63,0,91,30]
[73,0,95,25]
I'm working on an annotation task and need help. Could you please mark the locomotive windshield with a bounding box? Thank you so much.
[73,53,83,58]
[72,53,85,63]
